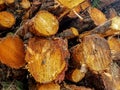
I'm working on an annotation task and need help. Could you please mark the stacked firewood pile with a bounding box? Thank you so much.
[0,0,120,90]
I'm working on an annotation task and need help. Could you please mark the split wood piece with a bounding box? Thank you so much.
[0,35,26,69]
[29,10,59,37]
[57,27,79,39]
[20,0,31,9]
[79,16,120,39]
[108,36,120,60]
[0,0,5,11]
[67,0,91,18]
[25,37,70,83]
[37,82,60,90]
[88,7,107,26]
[66,68,85,83]
[5,0,15,6]
[82,34,112,72]
[0,11,15,31]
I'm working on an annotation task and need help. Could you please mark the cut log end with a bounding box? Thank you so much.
[88,7,107,26]
[29,10,59,37]
[5,0,15,5]
[0,11,15,30]
[57,0,85,9]
[0,35,26,69]
[20,0,31,9]
[66,68,85,83]
[25,37,69,83]
[82,34,112,72]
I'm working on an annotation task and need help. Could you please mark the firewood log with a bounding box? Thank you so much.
[5,0,15,6]
[67,4,82,18]
[67,0,91,18]
[57,0,86,21]
[87,62,120,90]
[88,7,107,26]
[79,16,120,38]
[25,37,70,83]
[20,0,31,9]
[57,0,85,9]
[71,44,85,66]
[57,27,79,39]
[0,11,15,30]
[29,10,59,37]
[0,35,26,69]
[108,36,120,60]
[66,68,85,83]
[37,82,60,90]
[82,34,112,72]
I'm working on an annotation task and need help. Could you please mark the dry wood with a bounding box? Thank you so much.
[5,0,15,5]
[20,0,31,9]
[57,0,86,21]
[37,82,60,90]
[79,16,120,38]
[82,34,112,72]
[57,0,85,9]
[108,36,120,60]
[67,4,82,18]
[101,63,120,90]
[80,0,90,11]
[66,68,85,83]
[88,7,107,26]
[29,10,59,37]
[0,11,15,30]
[57,27,79,39]
[0,35,26,69]
[25,37,70,83]
[67,0,91,18]
[71,44,85,66]
[109,8,117,19]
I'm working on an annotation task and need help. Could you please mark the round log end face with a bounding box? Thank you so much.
[0,11,15,30]
[0,36,26,69]
[71,69,85,83]
[30,10,59,37]
[25,37,68,83]
[83,34,112,72]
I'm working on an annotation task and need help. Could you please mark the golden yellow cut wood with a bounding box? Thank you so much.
[88,7,107,26]
[0,36,26,69]
[57,0,85,9]
[30,10,59,36]
[66,68,85,83]
[0,11,15,30]
[25,37,69,83]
